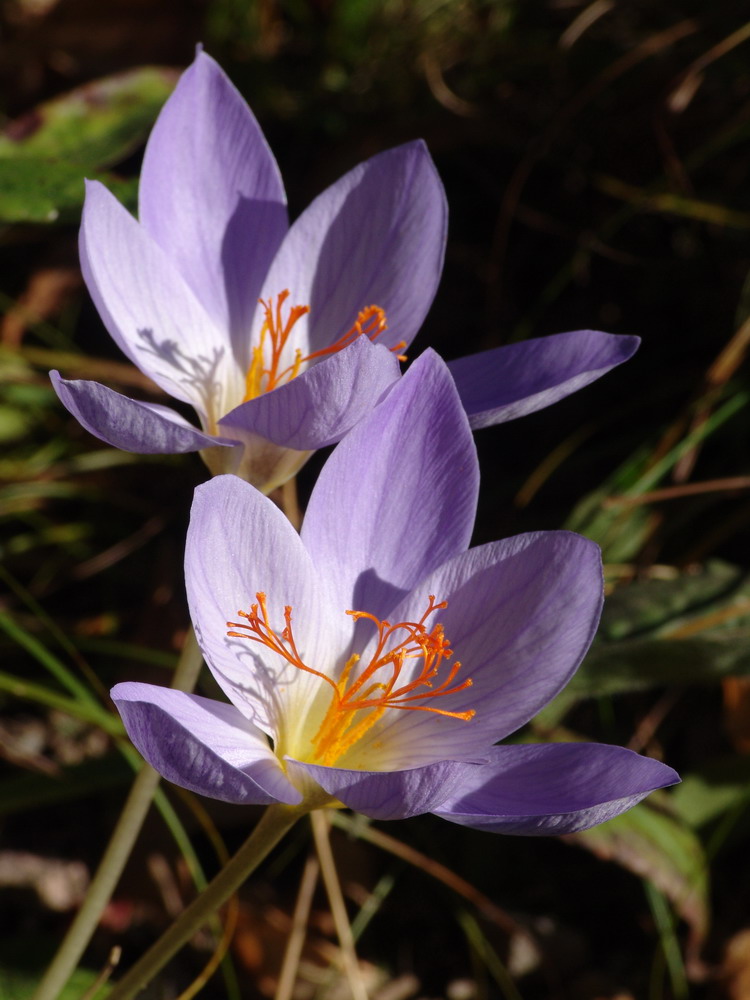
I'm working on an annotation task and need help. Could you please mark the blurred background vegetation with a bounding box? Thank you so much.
[1,1,750,998]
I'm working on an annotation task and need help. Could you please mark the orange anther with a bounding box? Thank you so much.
[227,593,473,766]
[243,293,403,402]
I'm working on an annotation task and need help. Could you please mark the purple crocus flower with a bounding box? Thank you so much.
[111,351,677,831]
[53,50,638,492]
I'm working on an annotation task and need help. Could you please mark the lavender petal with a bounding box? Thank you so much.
[111,683,301,805]
[449,330,640,428]
[433,742,679,834]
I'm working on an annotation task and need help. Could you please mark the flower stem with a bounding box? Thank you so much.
[107,803,308,1000]
[31,627,206,1000]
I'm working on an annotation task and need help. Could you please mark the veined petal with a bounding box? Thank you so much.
[346,531,602,769]
[448,330,640,429]
[139,50,287,358]
[218,336,400,450]
[111,683,301,805]
[433,743,679,834]
[80,179,241,419]
[50,371,237,453]
[258,141,446,358]
[287,757,474,820]
[185,475,347,749]
[302,350,478,620]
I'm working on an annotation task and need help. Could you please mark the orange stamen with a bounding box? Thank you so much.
[227,594,474,766]
[242,291,406,402]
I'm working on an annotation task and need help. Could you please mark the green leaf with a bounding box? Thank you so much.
[599,560,744,640]
[537,632,750,726]
[0,67,178,170]
[0,953,108,1000]
[0,66,174,223]
[565,801,709,951]
[537,561,750,725]
[671,756,750,830]
[0,403,32,443]
[0,159,138,224]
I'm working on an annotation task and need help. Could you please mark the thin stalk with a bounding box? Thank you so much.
[330,812,526,940]
[622,390,749,498]
[349,871,396,944]
[0,564,108,701]
[174,893,240,1000]
[0,610,98,707]
[31,627,206,1000]
[458,911,524,1000]
[0,669,122,733]
[644,881,688,1000]
[311,810,369,1000]
[170,788,241,1000]
[275,850,321,1000]
[35,763,162,1000]
[107,803,308,1000]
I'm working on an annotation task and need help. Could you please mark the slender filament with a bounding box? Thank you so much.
[227,594,474,766]
[243,290,406,401]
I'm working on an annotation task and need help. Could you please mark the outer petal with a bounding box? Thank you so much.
[433,743,679,834]
[111,682,301,805]
[448,331,640,428]
[287,757,475,821]
[80,180,241,416]
[302,350,479,620]
[185,476,347,746]
[259,141,446,357]
[139,50,287,358]
[218,336,400,450]
[345,531,603,769]
[50,371,237,454]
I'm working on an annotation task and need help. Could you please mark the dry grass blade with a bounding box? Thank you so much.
[274,850,320,1000]
[603,476,750,509]
[486,17,698,309]
[71,516,164,581]
[558,0,614,50]
[311,810,369,1000]
[667,20,750,113]
[593,175,750,229]
[420,51,479,117]
[79,946,122,1000]
[175,894,240,1000]
[12,344,162,393]
[330,814,535,949]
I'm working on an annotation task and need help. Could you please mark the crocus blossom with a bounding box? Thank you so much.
[53,50,638,492]
[112,351,677,831]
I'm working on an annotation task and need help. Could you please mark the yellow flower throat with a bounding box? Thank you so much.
[227,594,474,766]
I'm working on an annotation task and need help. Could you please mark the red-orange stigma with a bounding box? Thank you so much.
[243,290,406,401]
[227,593,474,765]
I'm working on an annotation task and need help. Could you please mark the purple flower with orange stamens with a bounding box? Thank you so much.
[111,351,677,830]
[52,50,638,492]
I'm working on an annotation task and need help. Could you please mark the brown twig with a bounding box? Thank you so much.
[486,18,698,325]
[603,476,750,509]
[330,813,533,946]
